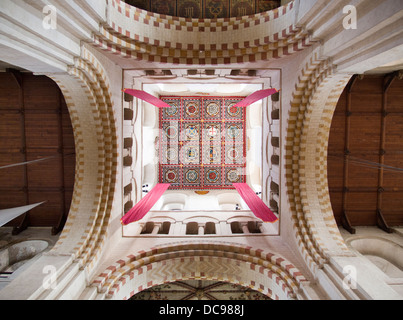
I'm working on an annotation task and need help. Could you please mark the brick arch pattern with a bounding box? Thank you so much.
[46,47,119,275]
[92,0,314,65]
[91,241,308,300]
[285,51,355,273]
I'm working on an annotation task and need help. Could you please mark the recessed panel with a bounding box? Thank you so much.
[159,96,246,190]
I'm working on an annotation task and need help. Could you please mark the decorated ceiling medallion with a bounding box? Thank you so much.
[165,169,177,182]
[159,96,246,190]
[226,124,242,139]
[165,103,179,117]
[185,101,200,118]
[225,99,243,120]
[206,124,219,139]
[206,101,220,117]
[164,124,178,139]
[204,123,221,142]
[166,147,178,162]
[205,168,220,183]
[204,99,222,120]
[182,145,199,164]
[184,124,199,141]
[163,167,180,184]
[226,168,241,183]
[226,103,241,118]
[184,168,199,184]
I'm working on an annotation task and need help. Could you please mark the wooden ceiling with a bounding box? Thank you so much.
[0,71,75,235]
[328,72,403,233]
[123,0,281,19]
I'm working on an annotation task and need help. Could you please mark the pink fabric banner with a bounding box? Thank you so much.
[123,88,173,108]
[233,88,278,108]
[121,183,171,225]
[233,183,278,223]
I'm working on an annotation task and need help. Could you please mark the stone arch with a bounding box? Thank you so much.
[285,51,355,272]
[44,47,119,275]
[285,49,403,274]
[93,0,314,65]
[91,241,307,300]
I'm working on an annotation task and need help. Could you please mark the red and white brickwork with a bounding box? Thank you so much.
[91,242,307,300]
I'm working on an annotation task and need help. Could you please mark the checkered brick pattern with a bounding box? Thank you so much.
[48,47,119,275]
[91,0,315,65]
[91,242,307,300]
[285,51,354,273]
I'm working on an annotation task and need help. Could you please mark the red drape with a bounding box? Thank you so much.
[233,88,278,108]
[233,183,278,223]
[121,183,171,225]
[123,88,173,108]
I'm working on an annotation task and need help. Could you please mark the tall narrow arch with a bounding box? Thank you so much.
[45,48,119,274]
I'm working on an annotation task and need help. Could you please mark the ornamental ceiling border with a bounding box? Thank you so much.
[91,0,314,65]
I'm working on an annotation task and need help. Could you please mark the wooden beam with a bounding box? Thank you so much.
[376,209,393,233]
[6,68,22,89]
[375,72,397,233]
[12,71,29,235]
[341,75,358,234]
[341,210,356,234]
[384,71,398,92]
[347,74,359,94]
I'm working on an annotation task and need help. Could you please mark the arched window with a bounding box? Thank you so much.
[230,221,243,234]
[159,222,171,235]
[205,222,216,235]
[140,222,155,234]
[186,222,199,235]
